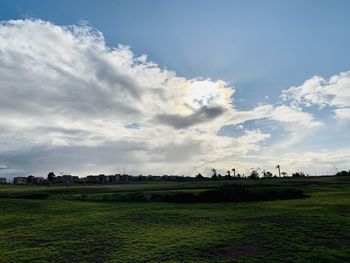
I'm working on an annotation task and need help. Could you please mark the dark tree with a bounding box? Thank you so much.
[292,172,305,177]
[211,169,217,180]
[248,170,259,179]
[263,171,273,178]
[196,173,204,179]
[47,172,56,184]
[336,170,350,176]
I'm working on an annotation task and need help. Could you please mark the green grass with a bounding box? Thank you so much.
[0,177,350,262]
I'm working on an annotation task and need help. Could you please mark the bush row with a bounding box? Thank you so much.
[75,185,306,203]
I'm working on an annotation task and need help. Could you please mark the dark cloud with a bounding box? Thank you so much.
[37,127,90,136]
[154,106,225,129]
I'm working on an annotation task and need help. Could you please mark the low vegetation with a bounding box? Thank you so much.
[0,176,349,262]
[71,185,306,203]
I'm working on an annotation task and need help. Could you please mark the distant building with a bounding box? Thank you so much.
[51,175,80,184]
[120,174,129,182]
[54,176,63,184]
[107,175,117,183]
[0,178,6,184]
[72,176,80,183]
[62,175,73,184]
[115,174,121,182]
[34,177,44,184]
[98,174,106,184]
[79,177,87,184]
[13,177,28,185]
[87,175,99,184]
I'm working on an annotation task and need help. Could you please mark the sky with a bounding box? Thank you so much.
[0,0,350,178]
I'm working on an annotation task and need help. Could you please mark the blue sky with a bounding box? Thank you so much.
[0,1,350,177]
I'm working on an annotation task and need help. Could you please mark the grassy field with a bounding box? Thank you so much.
[0,176,350,262]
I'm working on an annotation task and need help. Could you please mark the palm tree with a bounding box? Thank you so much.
[232,168,236,178]
[276,165,281,177]
[211,168,217,180]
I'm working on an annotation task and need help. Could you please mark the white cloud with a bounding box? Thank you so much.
[281,71,350,120]
[270,105,322,129]
[281,76,331,108]
[0,19,348,178]
[334,108,350,121]
[0,19,273,177]
[229,104,274,125]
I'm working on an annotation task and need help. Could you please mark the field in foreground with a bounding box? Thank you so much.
[0,176,350,262]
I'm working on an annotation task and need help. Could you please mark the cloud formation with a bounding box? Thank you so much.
[154,106,226,129]
[282,71,350,121]
[0,19,349,178]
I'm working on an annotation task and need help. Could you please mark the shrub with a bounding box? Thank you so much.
[118,192,148,202]
[248,170,259,179]
[150,185,305,203]
[292,172,305,177]
[167,192,195,203]
[336,170,350,176]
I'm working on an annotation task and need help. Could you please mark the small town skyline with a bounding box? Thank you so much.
[2,166,349,185]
